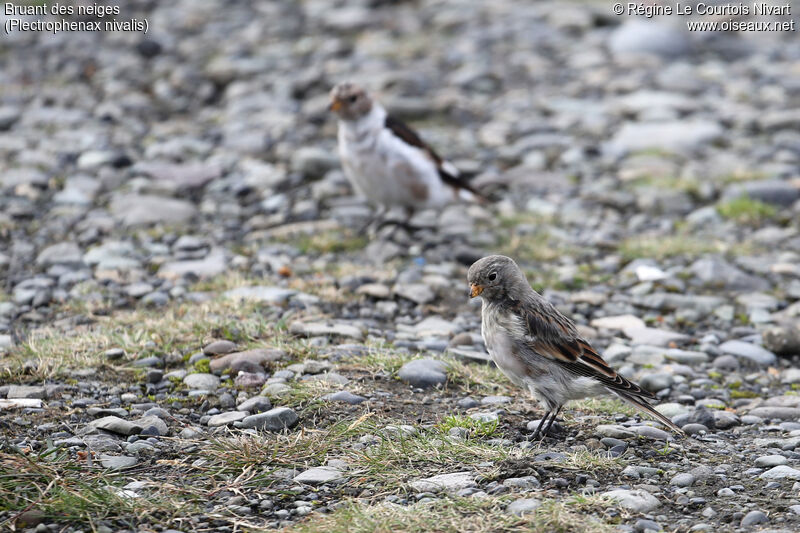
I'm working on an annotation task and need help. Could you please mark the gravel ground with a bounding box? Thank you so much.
[3,1,800,532]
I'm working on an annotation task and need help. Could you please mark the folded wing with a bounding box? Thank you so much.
[384,115,481,196]
[515,299,683,433]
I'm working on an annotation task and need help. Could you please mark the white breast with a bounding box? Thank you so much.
[481,305,531,389]
[481,303,608,407]
[337,106,451,209]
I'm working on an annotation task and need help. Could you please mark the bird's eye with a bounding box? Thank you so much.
[348,95,358,103]
[488,272,497,281]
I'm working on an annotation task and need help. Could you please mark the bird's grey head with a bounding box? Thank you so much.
[467,255,528,301]
[329,82,373,121]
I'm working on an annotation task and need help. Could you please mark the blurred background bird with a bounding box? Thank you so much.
[329,82,483,233]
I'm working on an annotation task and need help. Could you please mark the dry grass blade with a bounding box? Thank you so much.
[282,495,619,533]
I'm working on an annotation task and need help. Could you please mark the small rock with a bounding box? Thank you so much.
[690,257,769,292]
[36,242,83,266]
[263,383,291,396]
[755,455,788,467]
[158,249,227,280]
[759,465,800,480]
[640,374,674,393]
[740,510,768,527]
[413,316,459,338]
[289,321,364,340]
[135,416,168,436]
[291,147,339,178]
[633,426,671,440]
[481,395,511,405]
[398,358,448,388]
[322,391,367,404]
[409,471,476,493]
[14,509,46,527]
[237,396,273,413]
[126,441,156,454]
[105,348,125,361]
[356,283,391,299]
[1,396,42,409]
[293,466,344,484]
[7,385,46,399]
[596,425,635,439]
[713,411,740,429]
[506,498,541,516]
[183,373,220,390]
[590,314,645,331]
[110,194,196,227]
[203,340,237,355]
[503,476,541,490]
[99,455,138,470]
[748,407,800,420]
[623,327,689,347]
[233,372,266,388]
[240,407,299,431]
[602,489,661,513]
[207,411,248,427]
[718,340,777,366]
[471,411,499,424]
[724,180,800,207]
[209,348,284,374]
[132,356,163,368]
[682,423,708,435]
[458,397,479,409]
[90,416,142,436]
[764,323,800,357]
[392,282,435,304]
[224,286,297,304]
[634,519,662,532]
[670,473,695,487]
[782,368,800,385]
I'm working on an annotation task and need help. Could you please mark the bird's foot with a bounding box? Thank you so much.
[528,407,563,442]
[372,219,434,242]
[375,218,429,233]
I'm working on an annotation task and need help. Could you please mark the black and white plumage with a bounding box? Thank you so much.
[329,82,480,214]
[467,255,684,439]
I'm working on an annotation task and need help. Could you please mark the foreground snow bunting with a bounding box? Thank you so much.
[468,255,685,439]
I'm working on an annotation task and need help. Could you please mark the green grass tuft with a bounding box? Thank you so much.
[292,230,368,255]
[618,235,726,261]
[717,195,776,225]
[192,358,210,373]
[437,415,499,439]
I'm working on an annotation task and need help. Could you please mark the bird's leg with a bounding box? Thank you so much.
[376,206,427,237]
[530,409,553,442]
[362,205,388,236]
[540,405,562,438]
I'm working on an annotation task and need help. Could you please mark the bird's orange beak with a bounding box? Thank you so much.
[470,284,483,298]
[329,99,343,112]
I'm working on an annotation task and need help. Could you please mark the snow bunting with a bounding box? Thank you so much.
[329,82,481,223]
[468,255,684,439]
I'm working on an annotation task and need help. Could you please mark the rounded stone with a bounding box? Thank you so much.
[398,358,447,388]
[740,510,767,527]
[670,473,695,487]
[183,373,220,390]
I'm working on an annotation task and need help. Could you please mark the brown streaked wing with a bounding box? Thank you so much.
[574,340,617,379]
[520,304,656,399]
